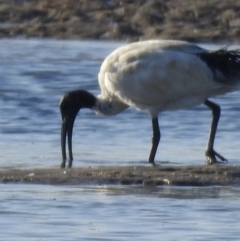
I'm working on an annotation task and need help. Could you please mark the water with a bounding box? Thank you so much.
[1,184,240,240]
[0,39,239,169]
[0,39,240,240]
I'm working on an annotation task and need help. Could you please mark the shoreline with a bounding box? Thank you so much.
[1,165,240,186]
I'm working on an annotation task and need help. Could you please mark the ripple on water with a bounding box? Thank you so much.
[0,184,240,240]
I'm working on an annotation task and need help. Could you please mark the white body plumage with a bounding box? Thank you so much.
[96,40,234,117]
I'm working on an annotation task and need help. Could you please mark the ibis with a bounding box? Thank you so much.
[60,40,240,168]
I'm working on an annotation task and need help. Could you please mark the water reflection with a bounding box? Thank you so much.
[91,185,240,200]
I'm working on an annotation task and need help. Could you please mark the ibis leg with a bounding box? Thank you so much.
[204,99,227,165]
[67,118,74,168]
[61,121,67,168]
[148,117,160,165]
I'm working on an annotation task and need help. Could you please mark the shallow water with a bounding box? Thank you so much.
[1,184,240,241]
[0,39,239,169]
[0,39,240,240]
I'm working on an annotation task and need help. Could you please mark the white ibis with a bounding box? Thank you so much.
[60,39,240,168]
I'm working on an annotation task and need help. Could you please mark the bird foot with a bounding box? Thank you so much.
[60,162,66,168]
[148,159,159,166]
[205,149,228,165]
[60,160,72,168]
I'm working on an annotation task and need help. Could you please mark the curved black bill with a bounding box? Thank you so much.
[61,116,75,168]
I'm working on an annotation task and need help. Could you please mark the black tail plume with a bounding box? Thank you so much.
[198,48,240,85]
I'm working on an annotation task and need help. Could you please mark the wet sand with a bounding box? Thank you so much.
[1,165,240,186]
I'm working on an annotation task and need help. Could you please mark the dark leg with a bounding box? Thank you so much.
[67,119,74,168]
[61,121,67,168]
[204,99,227,165]
[148,117,160,165]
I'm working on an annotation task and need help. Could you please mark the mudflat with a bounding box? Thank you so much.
[1,165,240,186]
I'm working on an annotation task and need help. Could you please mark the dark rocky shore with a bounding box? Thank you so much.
[1,165,240,186]
[0,0,240,43]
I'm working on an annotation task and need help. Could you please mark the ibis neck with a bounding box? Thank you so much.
[92,97,128,116]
